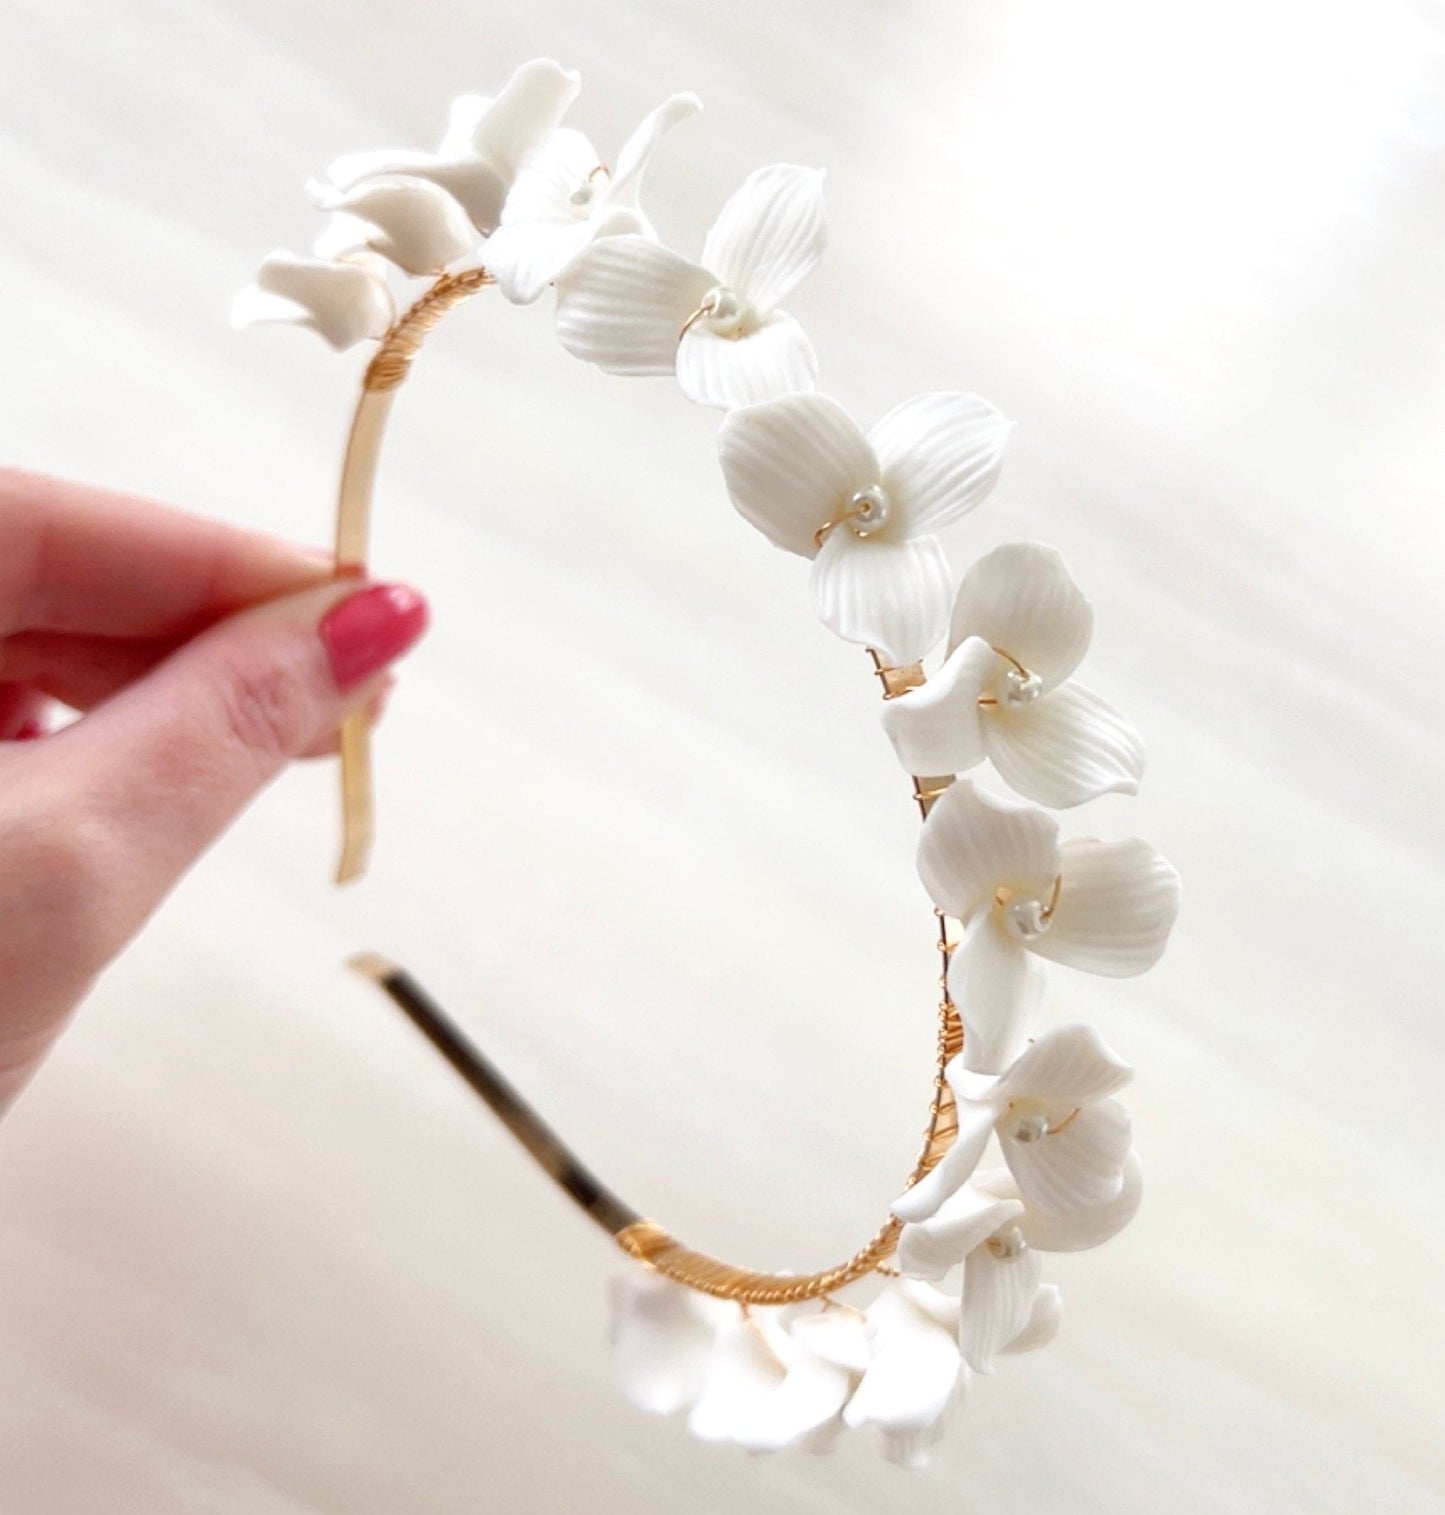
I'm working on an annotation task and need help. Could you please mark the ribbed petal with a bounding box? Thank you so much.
[880,635,993,779]
[890,1096,997,1224]
[897,1186,1025,1281]
[718,393,878,558]
[984,679,1145,808]
[701,163,827,313]
[310,177,478,276]
[610,1269,728,1415]
[869,392,1009,536]
[994,1022,1133,1106]
[948,541,1093,688]
[960,1242,1042,1373]
[1001,1283,1062,1354]
[555,236,712,375]
[1016,1149,1144,1252]
[1030,837,1182,977]
[232,253,394,350]
[676,312,818,409]
[842,1282,961,1434]
[1004,1098,1132,1215]
[464,59,581,179]
[808,528,952,665]
[608,93,702,207]
[483,215,598,305]
[687,1317,787,1442]
[915,779,1061,921]
[947,903,1045,1073]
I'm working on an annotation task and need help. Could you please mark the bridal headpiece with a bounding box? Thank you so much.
[236,58,1181,1467]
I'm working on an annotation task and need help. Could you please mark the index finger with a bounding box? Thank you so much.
[0,468,330,640]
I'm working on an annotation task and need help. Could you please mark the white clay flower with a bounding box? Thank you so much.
[231,251,394,351]
[718,392,1010,665]
[308,176,479,276]
[688,1304,871,1452]
[917,780,1181,1071]
[842,1279,965,1467]
[881,543,1145,807]
[554,162,825,408]
[897,1156,1140,1370]
[482,93,701,305]
[610,1267,733,1415]
[893,1024,1134,1228]
[325,57,581,233]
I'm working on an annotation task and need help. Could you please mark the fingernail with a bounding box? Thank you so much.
[14,719,46,741]
[319,583,429,693]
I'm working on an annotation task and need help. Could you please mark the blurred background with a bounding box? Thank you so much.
[1,1,1443,1510]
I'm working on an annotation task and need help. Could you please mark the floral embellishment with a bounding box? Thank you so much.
[324,57,582,233]
[309,177,480,277]
[718,392,1010,664]
[482,93,701,304]
[881,543,1146,807]
[916,780,1180,1070]
[893,1023,1135,1229]
[555,162,826,408]
[230,252,394,351]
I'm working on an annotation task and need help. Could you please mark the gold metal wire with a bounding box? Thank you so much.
[335,276,971,1302]
[332,269,495,884]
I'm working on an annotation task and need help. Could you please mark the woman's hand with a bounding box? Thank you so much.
[0,469,429,1113]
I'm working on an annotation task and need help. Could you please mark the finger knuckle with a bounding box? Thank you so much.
[211,650,319,765]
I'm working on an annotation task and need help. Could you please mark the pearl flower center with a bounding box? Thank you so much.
[568,168,610,216]
[847,484,890,536]
[986,1224,1029,1260]
[1001,1097,1083,1147]
[699,284,752,338]
[1001,665,1043,706]
[996,876,1061,943]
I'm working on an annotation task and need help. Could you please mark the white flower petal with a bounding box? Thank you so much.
[880,636,994,778]
[808,528,952,665]
[484,214,598,305]
[701,163,827,314]
[1030,837,1182,977]
[311,177,478,276]
[687,1317,786,1442]
[897,1186,1026,1281]
[1001,1282,1062,1355]
[463,59,582,181]
[497,127,600,224]
[1004,1098,1132,1215]
[947,903,1046,1073]
[733,1353,856,1453]
[994,1022,1133,1107]
[608,92,702,207]
[868,392,1009,536]
[948,542,1093,688]
[916,779,1061,921]
[326,148,510,232]
[555,236,712,375]
[676,312,818,409]
[232,253,394,350]
[610,1268,728,1415]
[718,393,878,558]
[882,1416,952,1469]
[890,1096,997,1224]
[843,1281,962,1434]
[960,1240,1042,1373]
[984,679,1146,808]
[789,1309,871,1375]
[1015,1149,1144,1251]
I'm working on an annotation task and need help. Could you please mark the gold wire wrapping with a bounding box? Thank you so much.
[332,269,495,884]
[333,273,969,1302]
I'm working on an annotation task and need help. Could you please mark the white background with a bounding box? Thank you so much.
[1,1,1443,1510]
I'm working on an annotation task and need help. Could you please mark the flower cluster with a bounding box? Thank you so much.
[237,58,1181,1468]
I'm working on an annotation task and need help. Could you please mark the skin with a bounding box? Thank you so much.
[0,469,425,1114]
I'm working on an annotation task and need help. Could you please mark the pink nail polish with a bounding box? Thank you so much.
[319,583,429,693]
[14,719,45,741]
